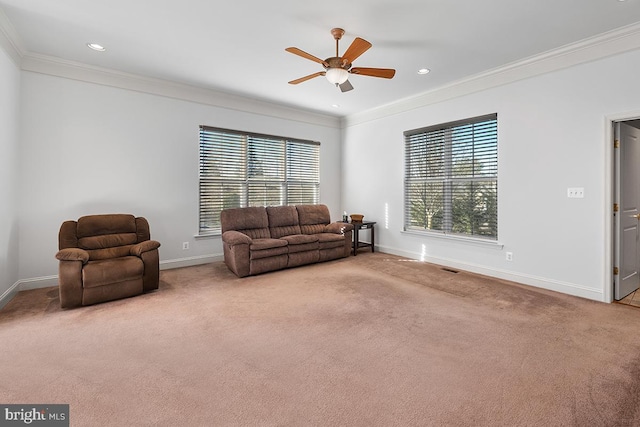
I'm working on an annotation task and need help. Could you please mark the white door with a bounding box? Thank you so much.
[614,122,640,300]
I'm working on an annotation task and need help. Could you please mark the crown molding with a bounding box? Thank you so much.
[343,21,640,128]
[0,6,337,127]
[20,53,341,129]
[4,3,640,130]
[0,7,24,66]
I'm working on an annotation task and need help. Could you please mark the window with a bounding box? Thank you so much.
[199,126,320,234]
[404,114,498,240]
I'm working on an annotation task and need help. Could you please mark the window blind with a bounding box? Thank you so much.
[199,126,320,234]
[404,114,498,239]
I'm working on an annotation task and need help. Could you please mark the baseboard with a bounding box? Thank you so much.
[19,275,59,291]
[377,244,605,303]
[0,281,20,311]
[0,275,59,310]
[160,253,223,270]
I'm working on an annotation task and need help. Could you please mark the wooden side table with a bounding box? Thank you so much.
[352,221,376,256]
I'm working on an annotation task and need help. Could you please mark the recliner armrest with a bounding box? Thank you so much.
[325,222,353,234]
[130,240,161,256]
[55,248,90,264]
[222,230,252,246]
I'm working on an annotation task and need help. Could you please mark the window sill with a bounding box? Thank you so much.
[195,232,221,239]
[401,229,504,249]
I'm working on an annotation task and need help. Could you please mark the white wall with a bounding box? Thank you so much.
[0,43,20,306]
[18,72,342,282]
[342,48,640,302]
[10,33,640,304]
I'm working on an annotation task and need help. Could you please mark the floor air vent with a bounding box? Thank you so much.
[441,268,459,274]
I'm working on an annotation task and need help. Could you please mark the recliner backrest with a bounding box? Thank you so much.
[59,214,150,261]
[267,206,302,238]
[296,204,331,235]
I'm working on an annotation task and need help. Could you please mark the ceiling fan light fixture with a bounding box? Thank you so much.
[325,67,349,85]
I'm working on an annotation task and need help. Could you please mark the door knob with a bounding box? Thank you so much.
[631,214,640,220]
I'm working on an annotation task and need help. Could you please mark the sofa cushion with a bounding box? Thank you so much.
[281,234,318,245]
[82,256,144,288]
[79,234,138,261]
[300,224,326,235]
[77,214,137,238]
[221,207,271,239]
[250,238,289,260]
[79,233,138,250]
[250,246,289,260]
[296,204,331,235]
[75,214,142,261]
[267,206,302,238]
[86,245,136,261]
[250,238,288,251]
[281,234,319,253]
[315,233,346,250]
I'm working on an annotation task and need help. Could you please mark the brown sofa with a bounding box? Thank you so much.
[221,204,353,277]
[55,214,161,308]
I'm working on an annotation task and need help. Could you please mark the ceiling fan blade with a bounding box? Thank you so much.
[342,37,372,63]
[339,80,354,92]
[288,71,325,85]
[350,67,396,79]
[285,47,328,66]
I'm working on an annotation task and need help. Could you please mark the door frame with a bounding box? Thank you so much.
[606,111,640,302]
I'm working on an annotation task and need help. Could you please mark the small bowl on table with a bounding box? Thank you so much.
[350,214,364,223]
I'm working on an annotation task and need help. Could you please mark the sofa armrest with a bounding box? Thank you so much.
[55,248,90,264]
[222,230,252,245]
[325,222,353,234]
[130,240,161,256]
[57,258,85,309]
[221,231,251,278]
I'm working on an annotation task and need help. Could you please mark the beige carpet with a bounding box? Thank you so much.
[2,253,640,426]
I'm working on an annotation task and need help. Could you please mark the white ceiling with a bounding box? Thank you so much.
[1,0,640,117]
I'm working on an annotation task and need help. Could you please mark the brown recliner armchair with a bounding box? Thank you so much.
[55,214,161,308]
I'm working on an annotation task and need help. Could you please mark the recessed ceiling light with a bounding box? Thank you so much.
[331,104,340,108]
[87,43,106,52]
[418,68,431,75]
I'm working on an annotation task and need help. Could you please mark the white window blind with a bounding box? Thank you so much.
[404,114,498,239]
[199,126,320,234]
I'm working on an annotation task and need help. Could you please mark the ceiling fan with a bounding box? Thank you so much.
[286,28,396,93]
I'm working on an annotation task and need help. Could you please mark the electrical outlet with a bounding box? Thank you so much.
[182,242,189,250]
[506,252,513,261]
[567,187,584,198]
